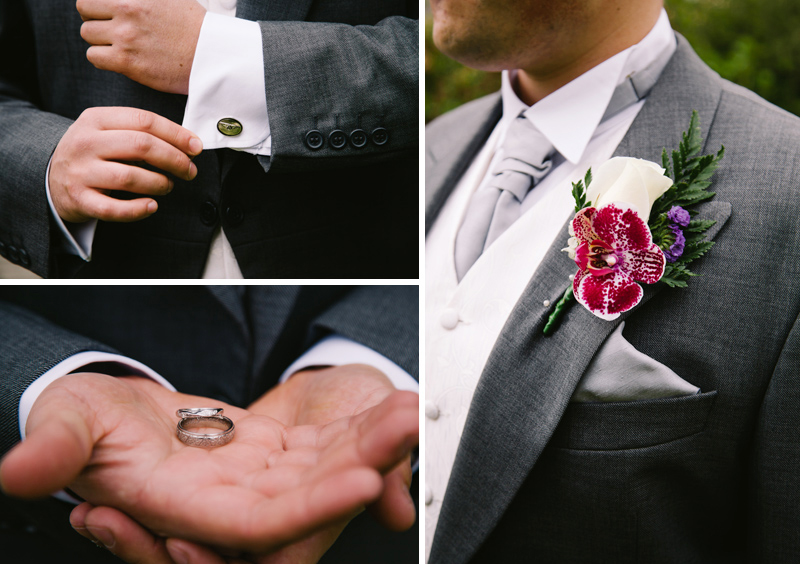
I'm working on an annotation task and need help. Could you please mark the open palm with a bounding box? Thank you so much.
[0,372,418,555]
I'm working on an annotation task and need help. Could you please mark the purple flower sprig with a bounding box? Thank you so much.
[662,206,690,263]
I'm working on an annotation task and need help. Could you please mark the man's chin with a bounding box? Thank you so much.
[432,31,507,73]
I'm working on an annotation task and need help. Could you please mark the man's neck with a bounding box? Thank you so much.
[515,5,663,105]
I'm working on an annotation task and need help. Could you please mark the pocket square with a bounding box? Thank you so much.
[571,322,699,402]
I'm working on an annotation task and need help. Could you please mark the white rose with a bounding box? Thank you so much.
[584,157,673,220]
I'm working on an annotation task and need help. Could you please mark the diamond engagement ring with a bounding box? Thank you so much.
[176,407,235,448]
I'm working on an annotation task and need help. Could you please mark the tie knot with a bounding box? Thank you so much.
[487,116,555,200]
[500,115,555,167]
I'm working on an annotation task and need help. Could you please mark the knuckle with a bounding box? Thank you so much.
[78,107,99,124]
[72,132,93,154]
[117,0,134,15]
[61,182,82,205]
[131,109,155,132]
[157,176,172,195]
[86,196,111,220]
[174,151,189,174]
[117,23,137,45]
[85,47,102,69]
[115,167,134,188]
[131,132,152,155]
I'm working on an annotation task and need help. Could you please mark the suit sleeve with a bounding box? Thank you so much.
[748,312,800,562]
[0,301,118,457]
[309,286,419,380]
[0,2,73,278]
[256,16,418,173]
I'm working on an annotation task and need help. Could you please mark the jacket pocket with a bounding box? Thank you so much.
[549,390,718,450]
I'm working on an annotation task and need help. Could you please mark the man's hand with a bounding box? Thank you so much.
[63,366,419,564]
[50,107,202,223]
[0,372,418,556]
[77,0,206,94]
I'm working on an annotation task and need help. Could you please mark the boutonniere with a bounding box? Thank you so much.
[544,111,725,335]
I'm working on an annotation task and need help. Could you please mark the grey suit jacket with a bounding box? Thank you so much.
[0,0,418,278]
[0,285,419,563]
[426,36,800,563]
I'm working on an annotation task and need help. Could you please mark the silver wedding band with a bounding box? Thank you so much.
[176,407,235,448]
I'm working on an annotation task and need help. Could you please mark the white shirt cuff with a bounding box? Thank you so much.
[45,157,96,261]
[183,12,272,155]
[279,335,419,393]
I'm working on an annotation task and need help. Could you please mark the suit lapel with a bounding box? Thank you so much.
[207,286,248,328]
[429,35,731,564]
[235,0,313,22]
[425,94,502,233]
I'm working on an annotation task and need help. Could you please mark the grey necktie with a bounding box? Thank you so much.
[453,43,675,282]
[454,116,554,281]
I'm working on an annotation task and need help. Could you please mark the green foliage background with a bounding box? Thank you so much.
[426,0,800,123]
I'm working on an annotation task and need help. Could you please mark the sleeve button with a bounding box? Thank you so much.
[371,127,388,146]
[305,130,324,150]
[350,129,367,148]
[329,130,347,149]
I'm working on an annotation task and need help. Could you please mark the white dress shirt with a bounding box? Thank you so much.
[424,10,676,559]
[46,0,272,277]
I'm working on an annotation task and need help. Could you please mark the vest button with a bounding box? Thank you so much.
[425,401,440,420]
[425,485,433,506]
[200,201,218,226]
[440,308,459,330]
[225,205,244,227]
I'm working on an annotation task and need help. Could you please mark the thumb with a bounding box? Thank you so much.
[0,391,94,498]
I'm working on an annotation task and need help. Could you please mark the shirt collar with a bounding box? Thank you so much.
[499,9,676,165]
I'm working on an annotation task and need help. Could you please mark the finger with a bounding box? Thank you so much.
[85,45,127,76]
[75,0,113,21]
[90,161,174,196]
[75,188,157,222]
[244,468,381,552]
[92,107,203,157]
[367,459,416,531]
[283,390,418,452]
[80,20,112,45]
[166,539,229,564]
[95,129,198,181]
[83,505,174,564]
[70,502,98,541]
[0,394,95,498]
[253,522,350,564]
[297,392,419,480]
